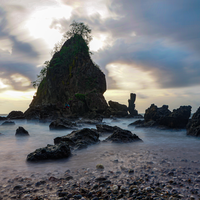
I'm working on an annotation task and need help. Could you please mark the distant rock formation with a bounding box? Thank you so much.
[130,104,191,129]
[24,35,108,119]
[186,107,200,136]
[128,93,138,116]
[7,111,24,119]
[108,100,128,117]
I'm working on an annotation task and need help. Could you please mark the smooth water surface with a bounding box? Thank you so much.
[0,118,199,179]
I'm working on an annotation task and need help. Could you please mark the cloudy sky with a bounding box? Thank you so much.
[0,0,200,114]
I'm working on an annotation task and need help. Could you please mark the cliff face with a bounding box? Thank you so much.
[26,35,107,117]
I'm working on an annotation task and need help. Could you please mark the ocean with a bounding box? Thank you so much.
[0,117,200,180]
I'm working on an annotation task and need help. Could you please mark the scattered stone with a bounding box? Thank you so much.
[1,121,15,126]
[49,118,77,130]
[54,128,100,150]
[15,126,29,136]
[27,143,71,161]
[96,164,104,170]
[103,128,142,143]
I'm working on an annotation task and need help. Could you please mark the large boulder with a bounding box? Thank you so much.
[128,93,138,116]
[131,104,191,129]
[49,118,77,130]
[15,126,29,136]
[24,105,61,120]
[25,35,108,119]
[165,106,191,128]
[144,104,171,123]
[7,111,24,119]
[1,121,15,126]
[96,124,121,133]
[103,128,142,143]
[108,100,128,117]
[27,143,71,161]
[54,128,99,150]
[186,107,200,136]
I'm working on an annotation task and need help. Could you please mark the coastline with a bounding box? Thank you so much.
[0,143,200,200]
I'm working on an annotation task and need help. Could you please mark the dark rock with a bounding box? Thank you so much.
[78,117,103,125]
[25,35,108,119]
[54,128,100,150]
[108,100,128,117]
[27,143,71,161]
[0,116,7,120]
[24,104,61,120]
[96,124,121,133]
[144,104,171,123]
[128,93,138,116]
[103,127,142,143]
[49,118,77,130]
[187,107,200,136]
[133,104,191,129]
[7,111,24,119]
[1,121,15,126]
[164,105,191,128]
[15,126,29,136]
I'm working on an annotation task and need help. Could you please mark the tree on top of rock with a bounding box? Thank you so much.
[32,21,92,88]
[64,21,92,45]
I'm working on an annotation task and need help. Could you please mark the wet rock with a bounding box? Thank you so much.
[96,124,121,133]
[103,128,142,143]
[130,104,191,129]
[54,128,100,150]
[7,111,24,119]
[187,107,200,136]
[15,126,29,136]
[108,100,128,117]
[1,121,15,126]
[49,118,77,130]
[27,142,71,161]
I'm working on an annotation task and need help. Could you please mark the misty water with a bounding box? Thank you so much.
[0,117,200,180]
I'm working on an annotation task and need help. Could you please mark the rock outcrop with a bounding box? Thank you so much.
[24,35,108,119]
[103,128,142,143]
[96,124,121,133]
[1,121,15,126]
[108,101,128,117]
[54,128,100,150]
[7,111,24,119]
[49,118,77,130]
[186,107,200,137]
[15,126,29,136]
[128,93,138,116]
[130,104,191,129]
[27,143,71,161]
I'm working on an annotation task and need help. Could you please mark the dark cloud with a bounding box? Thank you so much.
[0,6,49,91]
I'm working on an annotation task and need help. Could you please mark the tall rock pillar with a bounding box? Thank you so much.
[128,93,138,116]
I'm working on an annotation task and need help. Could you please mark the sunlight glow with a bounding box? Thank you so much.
[90,34,107,51]
[1,90,35,101]
[25,6,72,48]
[11,74,30,87]
[106,63,157,90]
[0,79,9,89]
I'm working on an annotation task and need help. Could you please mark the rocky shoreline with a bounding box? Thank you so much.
[1,147,200,200]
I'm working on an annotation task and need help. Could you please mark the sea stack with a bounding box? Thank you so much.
[24,34,108,119]
[128,93,138,116]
